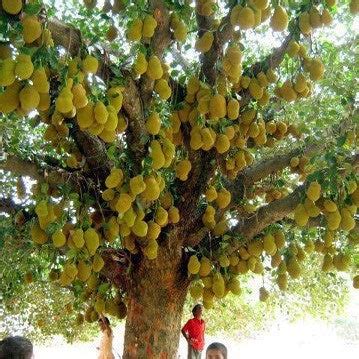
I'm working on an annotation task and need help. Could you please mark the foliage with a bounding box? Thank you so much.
[0,0,358,355]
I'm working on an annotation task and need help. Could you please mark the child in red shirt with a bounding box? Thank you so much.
[181,304,205,359]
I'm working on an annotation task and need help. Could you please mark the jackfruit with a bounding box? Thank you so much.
[22,15,42,44]
[188,255,200,274]
[2,0,22,14]
[146,55,163,80]
[175,159,192,181]
[19,85,40,112]
[127,19,143,42]
[142,15,157,38]
[299,12,312,35]
[195,32,214,53]
[82,55,98,74]
[15,54,34,80]
[133,52,148,75]
[84,228,100,256]
[270,6,288,31]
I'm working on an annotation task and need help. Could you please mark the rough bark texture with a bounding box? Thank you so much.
[0,154,85,189]
[0,154,43,181]
[70,123,112,183]
[0,197,22,214]
[123,245,189,359]
[233,185,304,243]
[227,143,320,199]
[48,18,81,57]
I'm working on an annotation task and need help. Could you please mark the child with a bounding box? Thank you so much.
[206,342,227,359]
[98,316,115,359]
[0,336,33,359]
[181,304,206,359]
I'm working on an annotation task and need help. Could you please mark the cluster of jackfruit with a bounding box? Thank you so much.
[127,14,157,42]
[30,200,104,279]
[189,179,358,307]
[83,294,127,323]
[101,168,180,259]
[264,187,289,203]
[46,54,126,145]
[274,45,325,103]
[187,253,241,309]
[197,223,357,307]
[230,2,271,31]
[224,147,254,180]
[0,50,51,115]
[291,178,358,281]
[68,272,128,323]
[132,53,172,99]
[186,228,309,306]
[294,179,358,231]
[222,45,242,84]
[299,6,334,35]
[224,3,340,105]
[289,154,315,181]
[228,67,278,105]
[29,192,130,320]
[7,11,54,47]
[202,186,231,229]
[170,13,187,43]
[153,70,302,186]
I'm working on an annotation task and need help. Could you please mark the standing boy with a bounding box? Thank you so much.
[181,304,206,359]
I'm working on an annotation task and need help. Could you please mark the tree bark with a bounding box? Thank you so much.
[122,246,189,359]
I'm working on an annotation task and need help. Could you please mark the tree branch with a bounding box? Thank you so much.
[0,154,88,191]
[227,143,320,201]
[233,184,304,242]
[69,123,112,183]
[48,17,145,176]
[232,151,359,244]
[0,155,43,181]
[47,18,82,57]
[0,197,22,214]
[196,3,234,85]
[178,6,238,241]
[177,149,216,241]
[122,74,147,173]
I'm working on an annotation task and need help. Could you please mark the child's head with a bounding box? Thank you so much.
[98,316,111,331]
[206,342,227,359]
[192,304,203,319]
[0,336,33,359]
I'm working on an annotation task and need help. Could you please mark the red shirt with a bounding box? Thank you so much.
[182,318,205,351]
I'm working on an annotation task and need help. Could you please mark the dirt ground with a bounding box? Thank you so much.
[34,289,359,358]
[34,318,359,358]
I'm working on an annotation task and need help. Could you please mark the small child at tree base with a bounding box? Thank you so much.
[181,304,206,359]
[206,342,228,359]
[98,316,115,359]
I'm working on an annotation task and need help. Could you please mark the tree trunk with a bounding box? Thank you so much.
[122,245,189,359]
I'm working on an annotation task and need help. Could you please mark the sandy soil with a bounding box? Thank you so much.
[34,318,359,358]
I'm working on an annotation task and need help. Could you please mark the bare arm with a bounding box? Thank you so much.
[181,328,189,342]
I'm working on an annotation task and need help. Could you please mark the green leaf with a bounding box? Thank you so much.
[97,282,111,295]
[23,2,43,15]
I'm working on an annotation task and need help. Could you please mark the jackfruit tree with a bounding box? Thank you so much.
[0,0,358,357]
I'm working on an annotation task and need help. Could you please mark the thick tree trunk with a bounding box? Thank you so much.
[122,245,189,359]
